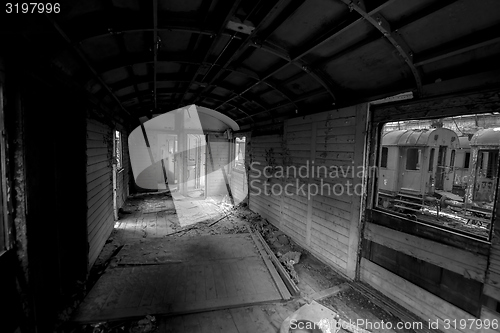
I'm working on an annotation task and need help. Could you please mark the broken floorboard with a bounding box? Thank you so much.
[73,233,290,323]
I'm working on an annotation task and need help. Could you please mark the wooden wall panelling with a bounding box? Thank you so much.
[484,174,500,301]
[364,222,487,282]
[248,134,283,228]
[86,119,114,268]
[247,105,367,277]
[361,258,498,333]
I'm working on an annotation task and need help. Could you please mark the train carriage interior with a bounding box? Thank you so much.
[2,0,500,332]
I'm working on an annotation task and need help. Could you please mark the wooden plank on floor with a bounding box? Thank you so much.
[310,282,350,301]
[74,256,285,323]
[248,227,294,299]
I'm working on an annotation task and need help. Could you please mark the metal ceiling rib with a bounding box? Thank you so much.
[198,0,305,113]
[193,0,294,120]
[23,0,500,126]
[176,0,243,108]
[339,0,423,95]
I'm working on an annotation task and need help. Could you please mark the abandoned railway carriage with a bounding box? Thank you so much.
[467,128,500,209]
[2,0,500,332]
[378,128,460,209]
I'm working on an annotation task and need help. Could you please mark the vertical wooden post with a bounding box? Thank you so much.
[346,103,369,279]
[306,122,317,247]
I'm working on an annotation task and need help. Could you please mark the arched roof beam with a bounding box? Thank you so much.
[214,60,301,111]
[337,0,423,95]
[176,0,244,108]
[249,41,339,102]
[110,73,194,91]
[235,89,328,122]
[60,9,244,44]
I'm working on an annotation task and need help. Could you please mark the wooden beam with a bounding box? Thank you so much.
[372,85,500,123]
[339,0,422,95]
[247,227,292,300]
[235,89,328,121]
[110,73,193,92]
[366,210,491,256]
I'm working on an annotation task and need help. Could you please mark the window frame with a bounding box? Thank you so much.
[233,136,246,172]
[380,147,388,168]
[367,110,495,248]
[114,130,123,172]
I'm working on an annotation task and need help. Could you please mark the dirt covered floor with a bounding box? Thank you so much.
[61,191,436,333]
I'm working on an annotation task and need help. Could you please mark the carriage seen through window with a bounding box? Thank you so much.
[375,114,500,240]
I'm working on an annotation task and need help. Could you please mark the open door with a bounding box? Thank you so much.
[435,145,447,190]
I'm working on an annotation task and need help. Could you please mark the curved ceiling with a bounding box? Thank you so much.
[2,0,500,128]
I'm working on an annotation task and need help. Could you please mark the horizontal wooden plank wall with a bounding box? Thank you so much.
[207,134,230,197]
[361,258,498,333]
[484,177,500,301]
[87,119,114,268]
[364,223,488,282]
[248,134,283,228]
[248,104,367,278]
[485,237,500,302]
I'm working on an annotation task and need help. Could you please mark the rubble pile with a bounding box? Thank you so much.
[250,217,302,284]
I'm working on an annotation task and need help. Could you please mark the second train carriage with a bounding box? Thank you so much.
[466,128,500,209]
[377,126,499,233]
[379,128,460,195]
[378,128,460,211]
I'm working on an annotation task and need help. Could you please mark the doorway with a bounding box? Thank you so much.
[436,146,447,190]
[186,134,206,197]
[158,134,178,191]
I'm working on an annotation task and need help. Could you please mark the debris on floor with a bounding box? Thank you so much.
[278,251,302,284]
[129,315,156,333]
[64,191,430,333]
[69,315,156,333]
